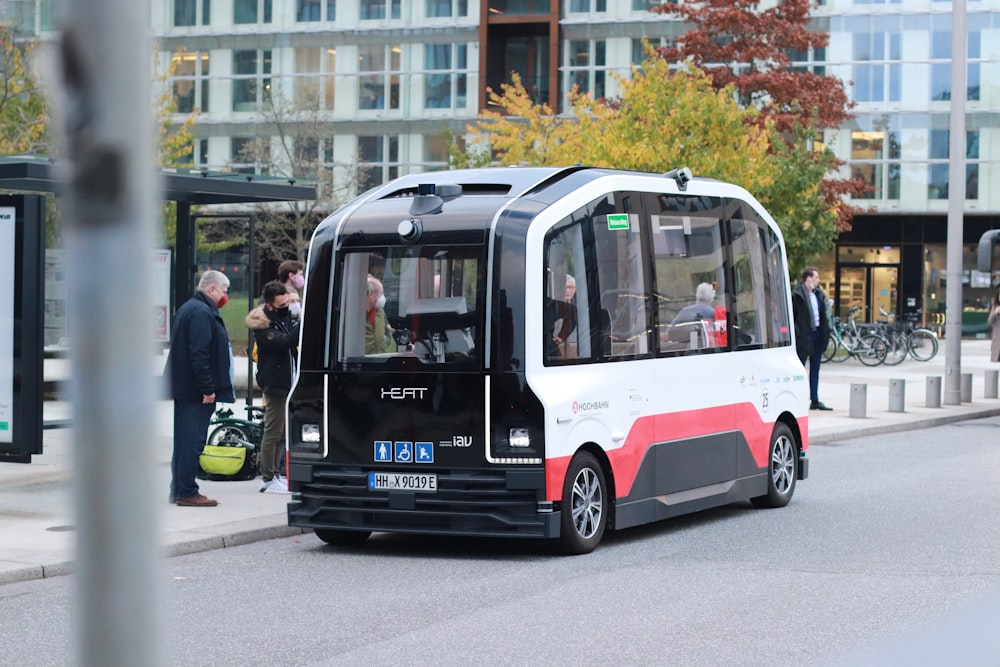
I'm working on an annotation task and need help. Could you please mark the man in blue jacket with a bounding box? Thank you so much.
[166,270,235,506]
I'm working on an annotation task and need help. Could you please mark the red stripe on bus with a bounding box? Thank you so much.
[545,403,807,500]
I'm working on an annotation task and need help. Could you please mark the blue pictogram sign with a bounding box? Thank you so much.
[374,440,392,462]
[415,442,434,463]
[394,441,413,463]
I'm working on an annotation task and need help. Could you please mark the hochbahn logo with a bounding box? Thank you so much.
[573,400,609,413]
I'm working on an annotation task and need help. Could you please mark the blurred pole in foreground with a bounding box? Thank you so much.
[944,0,967,405]
[57,0,164,665]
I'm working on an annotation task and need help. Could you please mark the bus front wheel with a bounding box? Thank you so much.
[751,423,797,509]
[558,451,608,555]
[314,528,372,547]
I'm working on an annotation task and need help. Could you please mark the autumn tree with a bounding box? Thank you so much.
[653,0,868,239]
[464,55,839,273]
[235,88,346,261]
[0,21,47,155]
[156,47,198,246]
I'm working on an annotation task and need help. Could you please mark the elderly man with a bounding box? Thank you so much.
[365,275,388,354]
[166,270,234,507]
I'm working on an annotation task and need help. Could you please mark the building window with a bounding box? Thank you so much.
[174,0,210,26]
[360,0,401,20]
[787,46,826,77]
[231,136,266,174]
[632,0,667,9]
[197,138,209,168]
[295,47,336,110]
[426,0,467,17]
[850,128,900,200]
[424,44,468,109]
[232,49,272,112]
[564,39,607,104]
[171,51,210,114]
[568,0,607,11]
[358,45,401,111]
[357,136,400,189]
[930,29,980,101]
[852,29,901,103]
[234,0,272,24]
[630,36,678,66]
[927,129,979,200]
[423,134,450,169]
[297,0,335,21]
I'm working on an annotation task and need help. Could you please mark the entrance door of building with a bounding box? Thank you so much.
[837,265,899,323]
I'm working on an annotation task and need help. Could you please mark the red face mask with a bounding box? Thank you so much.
[217,293,229,309]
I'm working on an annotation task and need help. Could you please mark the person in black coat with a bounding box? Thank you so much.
[246,281,299,493]
[792,267,832,411]
[166,270,235,506]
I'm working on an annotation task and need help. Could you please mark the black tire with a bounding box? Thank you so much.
[207,424,253,447]
[881,332,907,366]
[856,334,888,366]
[314,529,372,546]
[908,329,939,361]
[751,422,798,508]
[822,335,838,362]
[557,451,608,555]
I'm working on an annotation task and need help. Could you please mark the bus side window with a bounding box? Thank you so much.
[544,217,589,364]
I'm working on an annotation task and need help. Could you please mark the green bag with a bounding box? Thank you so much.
[198,442,258,481]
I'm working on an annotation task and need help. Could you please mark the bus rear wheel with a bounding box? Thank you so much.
[751,423,797,509]
[558,451,608,555]
[314,528,372,547]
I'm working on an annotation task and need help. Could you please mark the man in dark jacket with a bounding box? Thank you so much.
[166,270,235,506]
[246,281,299,493]
[792,267,832,411]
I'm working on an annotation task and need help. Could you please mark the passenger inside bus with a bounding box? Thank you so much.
[365,275,389,354]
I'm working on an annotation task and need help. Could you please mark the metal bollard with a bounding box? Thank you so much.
[849,383,867,419]
[888,379,905,412]
[986,369,999,399]
[961,373,973,403]
[926,376,942,408]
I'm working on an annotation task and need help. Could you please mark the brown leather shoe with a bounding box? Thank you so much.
[175,494,218,507]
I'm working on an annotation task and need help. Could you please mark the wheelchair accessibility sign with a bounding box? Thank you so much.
[394,441,413,463]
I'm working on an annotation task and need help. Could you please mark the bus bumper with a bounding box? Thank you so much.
[287,463,560,539]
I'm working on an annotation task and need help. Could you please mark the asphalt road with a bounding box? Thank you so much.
[2,417,999,666]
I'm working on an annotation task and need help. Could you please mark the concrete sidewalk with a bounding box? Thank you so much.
[2,339,998,585]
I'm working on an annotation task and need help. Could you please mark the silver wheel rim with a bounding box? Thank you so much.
[571,467,603,539]
[771,434,795,495]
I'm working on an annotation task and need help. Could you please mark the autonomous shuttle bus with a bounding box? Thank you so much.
[286,166,809,554]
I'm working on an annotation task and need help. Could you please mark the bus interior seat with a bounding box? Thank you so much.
[664,320,710,351]
[404,297,475,357]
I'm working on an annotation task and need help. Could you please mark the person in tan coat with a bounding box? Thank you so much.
[988,291,1000,363]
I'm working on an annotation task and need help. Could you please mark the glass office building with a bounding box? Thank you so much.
[6,0,1000,331]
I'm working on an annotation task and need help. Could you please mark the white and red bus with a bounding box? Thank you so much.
[287,166,809,554]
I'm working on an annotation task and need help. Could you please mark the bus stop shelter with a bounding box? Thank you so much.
[0,155,316,462]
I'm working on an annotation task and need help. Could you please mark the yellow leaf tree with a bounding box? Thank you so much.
[471,57,778,196]
[0,21,47,155]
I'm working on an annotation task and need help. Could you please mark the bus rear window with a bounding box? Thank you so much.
[337,245,484,367]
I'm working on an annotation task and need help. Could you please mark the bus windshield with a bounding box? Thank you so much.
[337,244,484,367]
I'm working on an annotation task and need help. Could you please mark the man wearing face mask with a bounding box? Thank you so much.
[246,281,299,493]
[366,275,388,354]
[166,270,235,507]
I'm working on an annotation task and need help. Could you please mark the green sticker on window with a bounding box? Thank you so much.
[0,422,8,431]
[607,214,630,230]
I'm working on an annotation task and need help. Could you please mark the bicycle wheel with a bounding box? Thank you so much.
[857,334,889,366]
[835,331,857,363]
[908,329,939,361]
[822,335,839,362]
[881,331,908,366]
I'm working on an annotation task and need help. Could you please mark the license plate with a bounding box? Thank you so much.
[368,472,437,492]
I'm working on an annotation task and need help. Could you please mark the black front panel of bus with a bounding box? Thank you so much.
[326,371,486,467]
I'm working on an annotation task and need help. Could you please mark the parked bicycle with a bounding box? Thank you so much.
[871,307,940,365]
[822,305,890,366]
[207,404,264,449]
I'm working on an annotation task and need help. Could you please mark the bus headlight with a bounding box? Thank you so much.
[509,427,531,448]
[301,423,321,443]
